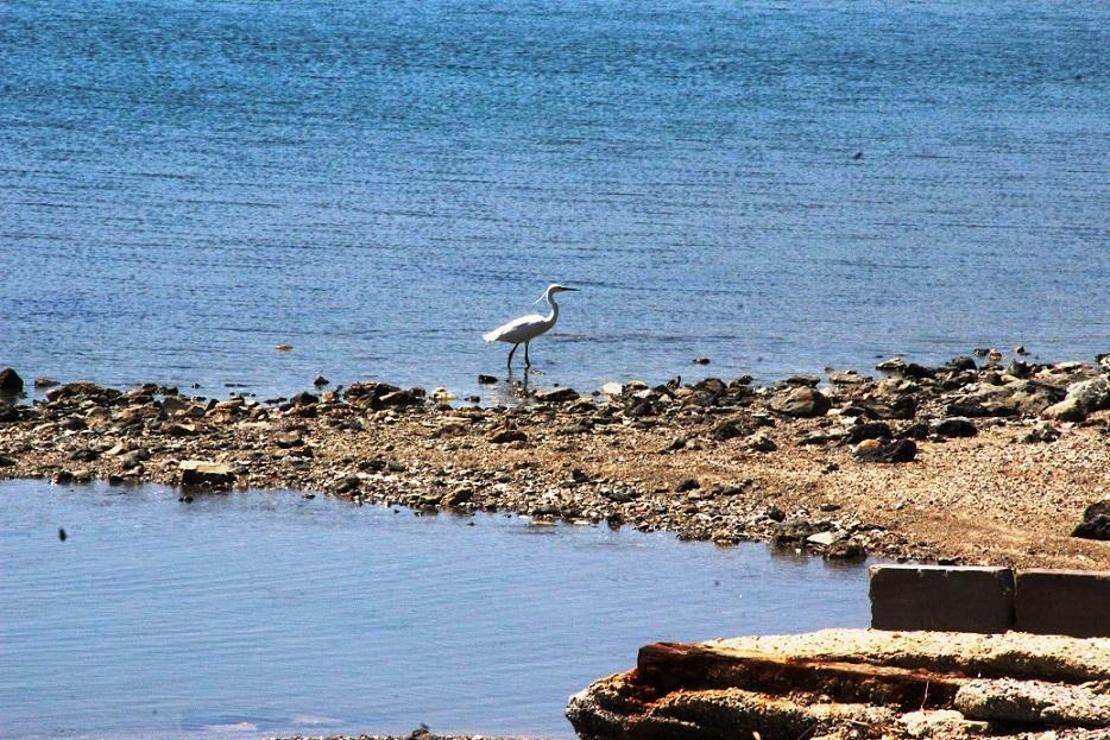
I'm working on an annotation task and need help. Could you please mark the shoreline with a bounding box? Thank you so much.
[1,354,1107,568]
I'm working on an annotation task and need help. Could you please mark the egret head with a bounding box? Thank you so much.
[537,283,578,302]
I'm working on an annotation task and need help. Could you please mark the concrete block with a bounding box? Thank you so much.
[1014,569,1110,638]
[870,565,1014,633]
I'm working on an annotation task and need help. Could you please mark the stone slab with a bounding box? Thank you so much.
[1014,569,1110,638]
[870,565,1015,633]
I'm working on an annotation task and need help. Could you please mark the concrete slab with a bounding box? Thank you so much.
[1014,569,1110,638]
[870,565,1014,633]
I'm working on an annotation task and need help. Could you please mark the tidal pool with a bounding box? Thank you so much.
[0,480,871,738]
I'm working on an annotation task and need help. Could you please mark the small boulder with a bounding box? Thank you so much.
[933,417,978,438]
[712,420,749,442]
[179,460,235,487]
[536,387,579,403]
[289,391,319,406]
[675,478,700,493]
[844,421,892,444]
[854,438,917,463]
[488,429,527,444]
[1072,500,1110,541]
[770,386,830,418]
[747,433,777,452]
[0,368,24,393]
[440,487,474,508]
[1043,376,1110,422]
[313,375,329,387]
[34,376,59,388]
[876,357,907,371]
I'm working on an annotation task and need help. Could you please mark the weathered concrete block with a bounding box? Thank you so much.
[870,565,1014,633]
[1015,569,1110,638]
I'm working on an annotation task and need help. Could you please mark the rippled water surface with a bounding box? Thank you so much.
[1,1,1108,401]
[0,481,870,738]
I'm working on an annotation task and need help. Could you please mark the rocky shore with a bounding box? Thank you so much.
[1,352,1108,567]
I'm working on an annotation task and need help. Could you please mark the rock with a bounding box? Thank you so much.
[825,539,866,561]
[179,460,235,486]
[806,530,846,547]
[712,420,749,442]
[165,422,197,436]
[440,487,473,508]
[877,356,908,371]
[33,376,59,388]
[945,356,978,371]
[488,429,527,444]
[430,387,456,403]
[1014,344,1028,355]
[747,433,777,452]
[275,343,293,351]
[536,387,579,403]
[45,382,121,403]
[1022,422,1060,444]
[692,356,710,365]
[774,518,816,545]
[784,373,820,387]
[0,368,24,393]
[898,421,930,439]
[770,387,830,418]
[675,478,700,493]
[1043,376,1110,421]
[599,382,624,396]
[333,475,360,494]
[289,391,318,406]
[0,402,21,423]
[933,417,978,438]
[626,400,653,418]
[854,438,917,463]
[275,431,304,448]
[477,374,498,385]
[379,389,420,407]
[1072,500,1110,541]
[161,395,193,416]
[119,449,148,469]
[843,421,892,444]
[828,370,871,385]
[313,375,329,386]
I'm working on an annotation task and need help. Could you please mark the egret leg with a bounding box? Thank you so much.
[507,343,519,370]
[524,341,531,368]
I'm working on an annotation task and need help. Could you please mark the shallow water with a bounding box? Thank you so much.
[0,480,870,738]
[2,1,1109,402]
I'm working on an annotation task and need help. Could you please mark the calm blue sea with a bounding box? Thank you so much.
[1,0,1108,401]
[0,482,871,737]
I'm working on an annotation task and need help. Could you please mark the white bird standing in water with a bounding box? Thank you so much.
[483,283,578,370]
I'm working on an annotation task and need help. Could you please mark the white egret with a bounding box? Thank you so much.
[483,283,578,370]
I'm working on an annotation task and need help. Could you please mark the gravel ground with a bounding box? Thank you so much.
[1,356,1108,568]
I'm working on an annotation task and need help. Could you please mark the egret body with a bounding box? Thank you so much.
[483,283,578,369]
